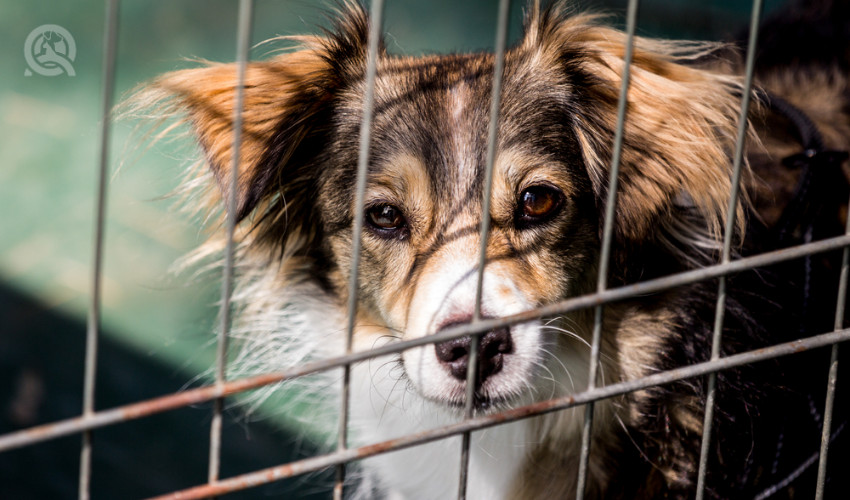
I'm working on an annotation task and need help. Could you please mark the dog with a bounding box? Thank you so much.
[128,1,850,498]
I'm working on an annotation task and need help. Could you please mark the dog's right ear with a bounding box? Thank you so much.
[143,49,334,222]
[131,3,372,225]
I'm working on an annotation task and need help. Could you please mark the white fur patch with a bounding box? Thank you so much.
[350,354,531,499]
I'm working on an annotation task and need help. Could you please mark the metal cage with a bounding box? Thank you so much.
[0,0,846,499]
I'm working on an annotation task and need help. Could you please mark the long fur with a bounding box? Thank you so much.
[125,1,849,498]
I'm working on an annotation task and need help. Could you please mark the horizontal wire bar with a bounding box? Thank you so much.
[0,372,283,453]
[2,233,850,453]
[144,327,850,500]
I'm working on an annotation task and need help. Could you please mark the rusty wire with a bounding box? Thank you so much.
[2,233,849,455]
[79,1,119,498]
[143,327,850,500]
[335,0,385,497]
[1,1,846,499]
[0,236,848,444]
[459,0,512,498]
[208,0,255,488]
[575,0,639,497]
[695,0,764,497]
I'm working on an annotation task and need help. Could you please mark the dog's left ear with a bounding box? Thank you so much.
[524,6,746,245]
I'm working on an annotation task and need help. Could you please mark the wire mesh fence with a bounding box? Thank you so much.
[0,0,846,499]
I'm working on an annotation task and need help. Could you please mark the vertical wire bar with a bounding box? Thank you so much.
[814,196,850,499]
[575,1,639,498]
[335,1,385,498]
[78,1,119,498]
[694,1,763,497]
[208,0,254,486]
[458,1,512,498]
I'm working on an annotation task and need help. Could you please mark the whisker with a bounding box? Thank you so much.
[531,359,561,400]
[536,347,574,393]
[540,323,615,388]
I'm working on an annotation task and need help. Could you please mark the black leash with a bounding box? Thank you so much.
[758,89,849,246]
[758,90,849,333]
[751,89,849,499]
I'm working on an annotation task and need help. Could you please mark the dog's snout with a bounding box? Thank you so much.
[434,328,513,384]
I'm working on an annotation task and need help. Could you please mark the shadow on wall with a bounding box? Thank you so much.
[0,283,333,499]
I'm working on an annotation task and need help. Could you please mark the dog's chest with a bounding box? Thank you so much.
[349,358,532,499]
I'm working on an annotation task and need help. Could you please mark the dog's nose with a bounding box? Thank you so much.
[434,327,513,384]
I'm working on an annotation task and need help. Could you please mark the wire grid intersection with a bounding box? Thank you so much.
[0,1,845,499]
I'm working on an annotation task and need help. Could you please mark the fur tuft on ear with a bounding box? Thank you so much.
[525,4,751,261]
[138,49,333,221]
[316,0,375,79]
[122,1,374,261]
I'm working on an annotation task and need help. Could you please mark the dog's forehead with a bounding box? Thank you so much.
[370,51,564,135]
[360,51,574,199]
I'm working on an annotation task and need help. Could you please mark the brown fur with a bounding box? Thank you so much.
[126,1,849,498]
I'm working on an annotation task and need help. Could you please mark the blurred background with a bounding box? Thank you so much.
[0,0,788,498]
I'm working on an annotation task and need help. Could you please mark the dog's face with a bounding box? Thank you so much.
[318,51,601,408]
[142,5,746,413]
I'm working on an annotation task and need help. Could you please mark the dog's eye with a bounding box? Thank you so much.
[366,204,408,235]
[517,185,564,227]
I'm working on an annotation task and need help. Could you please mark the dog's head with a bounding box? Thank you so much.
[137,3,745,412]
